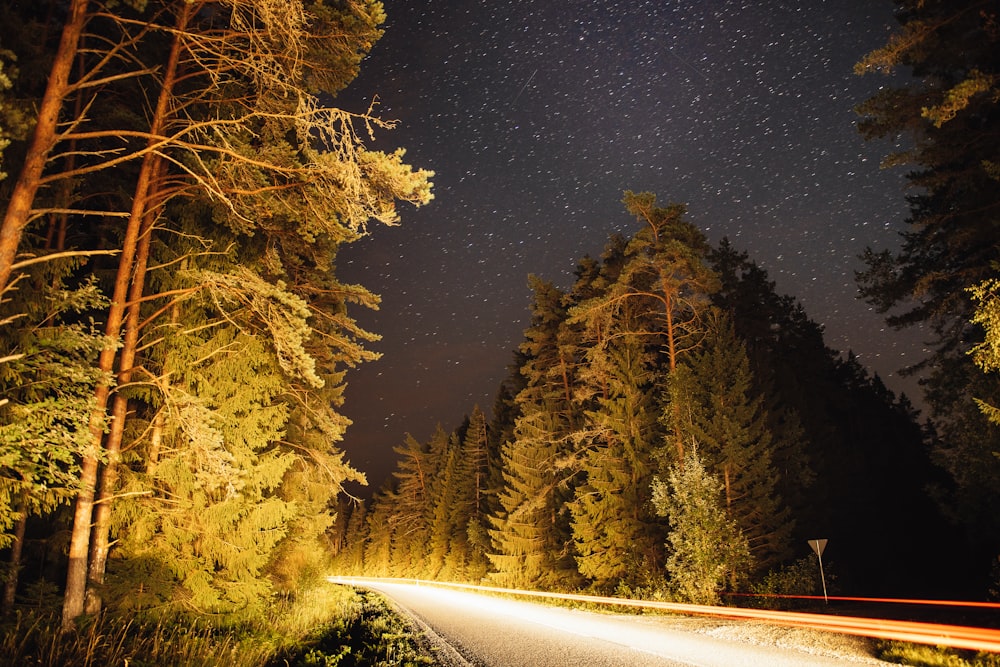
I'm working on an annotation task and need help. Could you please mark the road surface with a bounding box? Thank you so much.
[335,578,889,667]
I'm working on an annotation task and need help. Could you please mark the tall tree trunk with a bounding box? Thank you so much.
[85,182,159,614]
[145,409,165,474]
[45,44,86,254]
[1,491,28,616]
[0,0,88,293]
[61,5,187,628]
[662,290,685,461]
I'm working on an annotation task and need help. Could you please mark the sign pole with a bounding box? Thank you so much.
[807,539,828,604]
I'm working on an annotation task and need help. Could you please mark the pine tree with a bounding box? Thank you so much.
[563,193,719,589]
[854,0,1000,570]
[590,191,719,462]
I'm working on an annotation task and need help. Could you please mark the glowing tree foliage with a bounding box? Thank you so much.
[490,277,580,589]
[490,403,570,588]
[0,0,432,626]
[569,333,660,589]
[652,448,752,605]
[970,278,1000,425]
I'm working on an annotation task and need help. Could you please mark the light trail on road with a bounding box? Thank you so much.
[333,577,885,666]
[330,576,1000,654]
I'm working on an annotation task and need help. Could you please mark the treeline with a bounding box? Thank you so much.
[333,193,962,601]
[0,0,431,629]
[337,0,1000,603]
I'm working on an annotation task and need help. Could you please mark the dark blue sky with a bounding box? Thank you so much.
[336,0,924,491]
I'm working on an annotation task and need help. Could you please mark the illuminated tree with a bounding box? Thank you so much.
[490,277,580,589]
[454,407,492,580]
[0,273,108,614]
[618,191,718,373]
[596,192,719,461]
[386,433,438,576]
[970,278,1000,425]
[652,448,752,605]
[0,0,432,624]
[564,194,718,589]
[569,333,661,589]
[490,403,571,588]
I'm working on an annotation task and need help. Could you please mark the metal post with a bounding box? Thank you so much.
[807,539,829,604]
[816,550,828,604]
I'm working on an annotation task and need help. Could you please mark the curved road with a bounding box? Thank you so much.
[335,579,888,667]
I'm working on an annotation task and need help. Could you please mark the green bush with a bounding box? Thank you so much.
[749,556,824,609]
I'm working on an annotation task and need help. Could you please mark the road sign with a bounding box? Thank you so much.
[807,539,829,603]
[808,538,828,557]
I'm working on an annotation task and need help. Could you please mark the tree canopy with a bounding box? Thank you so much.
[333,193,952,598]
[0,0,432,627]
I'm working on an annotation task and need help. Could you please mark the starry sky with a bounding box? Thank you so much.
[336,0,925,493]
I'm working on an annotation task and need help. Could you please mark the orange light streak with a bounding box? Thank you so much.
[724,591,1000,609]
[329,576,1000,654]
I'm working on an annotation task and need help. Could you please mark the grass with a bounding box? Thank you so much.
[877,641,1000,667]
[268,587,434,667]
[0,584,434,666]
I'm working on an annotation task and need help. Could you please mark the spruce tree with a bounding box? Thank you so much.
[490,404,571,588]
[664,314,792,573]
[387,434,437,577]
[454,406,492,580]
[490,277,580,589]
[569,334,661,589]
[0,271,108,612]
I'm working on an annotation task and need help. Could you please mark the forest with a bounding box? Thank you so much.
[0,0,998,655]
[331,0,1000,604]
[0,0,432,636]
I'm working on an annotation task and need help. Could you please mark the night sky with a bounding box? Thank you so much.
[336,0,925,493]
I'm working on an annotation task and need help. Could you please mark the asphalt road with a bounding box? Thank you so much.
[340,579,886,667]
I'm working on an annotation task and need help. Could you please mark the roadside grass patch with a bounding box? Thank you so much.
[0,582,433,666]
[273,587,432,667]
[877,640,1000,667]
